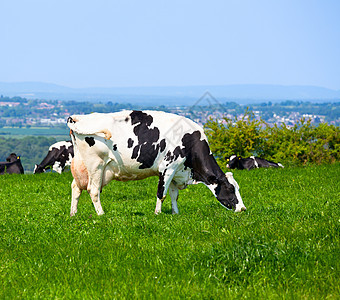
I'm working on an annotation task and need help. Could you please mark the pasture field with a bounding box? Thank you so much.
[0,127,69,140]
[0,164,339,299]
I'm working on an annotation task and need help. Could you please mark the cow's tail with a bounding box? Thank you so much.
[278,163,284,168]
[69,129,78,155]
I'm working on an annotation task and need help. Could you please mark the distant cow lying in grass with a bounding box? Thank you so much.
[0,153,24,175]
[67,110,246,216]
[226,155,284,170]
[34,141,74,174]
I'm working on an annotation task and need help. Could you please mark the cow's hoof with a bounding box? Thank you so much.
[234,206,246,212]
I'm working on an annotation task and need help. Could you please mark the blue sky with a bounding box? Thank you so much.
[1,0,340,89]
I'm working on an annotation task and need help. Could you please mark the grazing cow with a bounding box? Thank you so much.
[67,110,246,216]
[34,141,74,174]
[0,153,24,175]
[226,155,284,170]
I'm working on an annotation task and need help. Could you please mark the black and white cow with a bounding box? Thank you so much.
[226,155,284,170]
[0,153,24,175]
[67,110,246,216]
[34,141,74,174]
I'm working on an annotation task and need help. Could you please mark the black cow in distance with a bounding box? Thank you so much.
[226,155,284,170]
[0,153,24,175]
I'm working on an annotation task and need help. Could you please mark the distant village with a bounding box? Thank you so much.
[0,96,339,130]
[166,106,333,128]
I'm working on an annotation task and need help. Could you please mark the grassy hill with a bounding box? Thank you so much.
[0,164,339,299]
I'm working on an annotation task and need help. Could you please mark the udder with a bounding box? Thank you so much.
[71,155,89,191]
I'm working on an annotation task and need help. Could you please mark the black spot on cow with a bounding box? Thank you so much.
[125,117,129,122]
[130,110,163,169]
[165,151,171,162]
[85,137,95,147]
[130,110,153,126]
[173,146,184,160]
[131,146,139,159]
[157,170,166,199]
[113,144,117,151]
[180,131,224,184]
[180,131,219,183]
[159,139,166,152]
[164,146,183,164]
[127,138,134,148]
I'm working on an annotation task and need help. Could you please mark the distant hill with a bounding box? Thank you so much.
[0,82,339,104]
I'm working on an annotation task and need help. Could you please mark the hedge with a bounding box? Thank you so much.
[204,109,340,167]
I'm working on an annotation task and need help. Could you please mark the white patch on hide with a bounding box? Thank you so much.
[250,156,259,168]
[225,172,246,212]
[52,161,63,174]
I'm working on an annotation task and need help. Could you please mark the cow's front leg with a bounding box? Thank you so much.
[155,196,166,215]
[155,169,176,214]
[70,179,82,216]
[89,189,104,215]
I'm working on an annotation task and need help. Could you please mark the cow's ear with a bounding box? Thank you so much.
[238,157,241,159]
[226,158,229,161]
[17,156,20,159]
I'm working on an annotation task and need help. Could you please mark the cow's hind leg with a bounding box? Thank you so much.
[70,179,82,216]
[155,169,177,214]
[87,168,105,216]
[169,182,179,214]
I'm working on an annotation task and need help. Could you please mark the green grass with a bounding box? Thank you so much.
[0,164,339,299]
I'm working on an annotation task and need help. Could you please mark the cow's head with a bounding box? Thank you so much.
[33,164,45,174]
[226,155,240,169]
[6,153,20,162]
[211,172,246,212]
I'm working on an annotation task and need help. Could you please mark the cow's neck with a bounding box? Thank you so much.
[181,130,225,186]
[188,153,225,186]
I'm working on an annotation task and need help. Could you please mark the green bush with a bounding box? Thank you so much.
[204,110,340,166]
[204,109,266,161]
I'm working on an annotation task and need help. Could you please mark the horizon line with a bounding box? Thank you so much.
[1,81,339,91]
